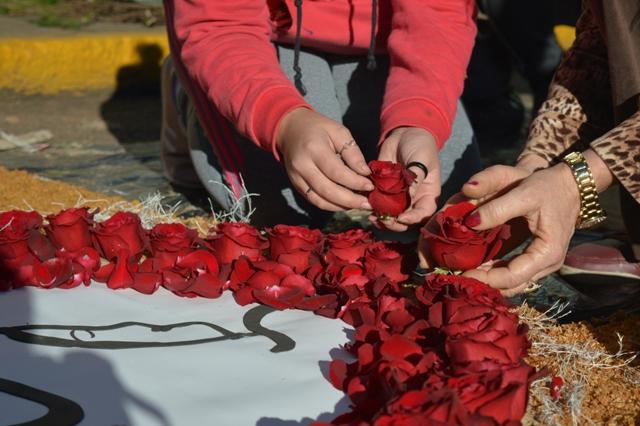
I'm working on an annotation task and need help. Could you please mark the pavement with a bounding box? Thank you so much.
[0,15,168,94]
[0,16,210,215]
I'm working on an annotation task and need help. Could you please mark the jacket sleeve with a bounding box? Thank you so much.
[168,0,310,158]
[519,1,613,164]
[380,0,477,149]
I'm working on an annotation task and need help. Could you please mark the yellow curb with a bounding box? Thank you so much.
[0,32,169,94]
[554,25,576,52]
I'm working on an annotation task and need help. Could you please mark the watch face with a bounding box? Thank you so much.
[577,216,606,230]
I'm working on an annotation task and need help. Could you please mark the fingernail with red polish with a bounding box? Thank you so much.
[464,212,481,227]
[466,180,479,186]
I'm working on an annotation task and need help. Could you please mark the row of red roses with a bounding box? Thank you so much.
[0,207,538,424]
[0,208,415,317]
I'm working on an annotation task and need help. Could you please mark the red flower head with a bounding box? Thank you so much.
[364,242,412,283]
[418,275,530,366]
[447,365,537,424]
[92,212,147,260]
[0,210,52,261]
[267,224,324,273]
[229,257,315,309]
[325,229,373,264]
[367,161,416,217]
[420,201,511,271]
[162,250,225,298]
[206,222,268,265]
[45,208,95,252]
[149,223,199,270]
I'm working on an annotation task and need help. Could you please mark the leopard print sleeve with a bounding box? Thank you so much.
[591,110,640,203]
[520,84,589,164]
[519,1,613,164]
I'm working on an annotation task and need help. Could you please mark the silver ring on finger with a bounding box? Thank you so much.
[523,280,541,293]
[339,139,356,156]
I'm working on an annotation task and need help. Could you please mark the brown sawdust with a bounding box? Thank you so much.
[2,166,639,423]
[0,166,123,214]
[521,305,640,425]
[0,166,214,231]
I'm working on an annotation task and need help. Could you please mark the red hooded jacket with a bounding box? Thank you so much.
[166,0,477,160]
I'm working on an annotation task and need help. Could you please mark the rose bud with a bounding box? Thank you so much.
[0,210,44,260]
[267,224,324,273]
[364,241,412,283]
[325,229,373,264]
[367,160,416,218]
[0,210,54,263]
[92,212,147,260]
[149,223,199,270]
[45,207,95,252]
[420,201,511,271]
[205,222,268,265]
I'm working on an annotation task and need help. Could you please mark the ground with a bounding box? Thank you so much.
[0,0,163,29]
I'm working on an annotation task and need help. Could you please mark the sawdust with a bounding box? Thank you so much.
[0,166,215,231]
[0,165,123,213]
[521,304,640,425]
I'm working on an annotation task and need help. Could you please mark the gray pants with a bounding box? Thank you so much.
[161,45,481,228]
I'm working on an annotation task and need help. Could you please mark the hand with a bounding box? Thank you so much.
[372,127,441,232]
[276,108,374,211]
[459,163,581,296]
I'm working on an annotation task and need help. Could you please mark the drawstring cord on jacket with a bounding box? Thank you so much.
[293,0,306,95]
[292,0,378,95]
[366,0,378,70]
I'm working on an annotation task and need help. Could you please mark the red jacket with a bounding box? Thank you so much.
[167,0,477,159]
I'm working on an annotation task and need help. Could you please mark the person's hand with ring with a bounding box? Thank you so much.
[276,108,374,211]
[459,149,613,296]
[372,126,441,231]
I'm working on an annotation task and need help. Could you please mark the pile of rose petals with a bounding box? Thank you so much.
[0,208,540,425]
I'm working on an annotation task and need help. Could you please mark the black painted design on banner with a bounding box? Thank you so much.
[0,377,84,426]
[0,306,295,352]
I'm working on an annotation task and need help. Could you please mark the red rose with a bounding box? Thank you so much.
[448,365,535,424]
[149,223,199,270]
[417,273,506,309]
[420,201,511,271]
[206,222,268,265]
[367,161,416,217]
[45,208,95,252]
[92,212,147,260]
[364,242,410,283]
[229,257,314,309]
[0,210,53,261]
[162,250,225,298]
[418,276,530,366]
[267,224,323,273]
[325,229,373,264]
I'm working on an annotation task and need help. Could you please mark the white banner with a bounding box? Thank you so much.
[0,285,352,426]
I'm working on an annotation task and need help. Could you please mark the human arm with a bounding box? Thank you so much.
[168,1,373,210]
[373,0,477,230]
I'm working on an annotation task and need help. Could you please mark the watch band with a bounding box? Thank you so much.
[562,151,607,229]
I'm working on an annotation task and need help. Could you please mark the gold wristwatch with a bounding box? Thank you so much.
[562,151,607,229]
